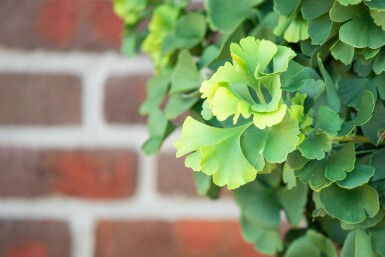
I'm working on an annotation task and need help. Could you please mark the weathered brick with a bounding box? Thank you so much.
[0,0,123,51]
[104,74,149,124]
[0,220,70,257]
[0,148,137,199]
[0,73,81,126]
[95,220,269,257]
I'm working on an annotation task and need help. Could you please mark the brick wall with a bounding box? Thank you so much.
[0,1,269,257]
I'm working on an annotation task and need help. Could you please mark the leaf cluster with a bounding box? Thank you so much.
[114,0,385,256]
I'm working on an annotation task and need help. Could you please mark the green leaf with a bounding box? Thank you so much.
[315,106,343,136]
[373,50,385,74]
[113,0,146,25]
[372,147,385,181]
[274,14,310,43]
[170,50,201,93]
[283,163,297,189]
[339,15,385,49]
[297,143,355,189]
[284,230,338,257]
[329,2,365,23]
[205,0,263,33]
[339,77,378,109]
[162,12,207,52]
[325,143,355,181]
[371,9,385,30]
[337,164,375,189]
[368,220,385,256]
[234,180,281,227]
[143,109,176,155]
[365,0,385,10]
[240,214,283,254]
[201,37,296,129]
[337,0,362,5]
[141,4,179,70]
[175,117,257,189]
[308,14,333,45]
[164,94,199,119]
[298,133,332,160]
[281,61,309,91]
[362,101,385,144]
[341,209,385,230]
[140,73,170,114]
[287,150,310,170]
[341,229,377,257]
[338,121,356,136]
[296,159,328,190]
[317,55,341,112]
[242,114,300,164]
[274,0,301,16]
[301,0,334,20]
[193,172,221,199]
[354,90,375,126]
[278,182,308,226]
[320,184,380,224]
[330,40,355,65]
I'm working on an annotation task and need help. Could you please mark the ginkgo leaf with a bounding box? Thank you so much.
[337,164,375,189]
[284,230,338,257]
[296,143,355,190]
[330,40,355,65]
[324,143,355,181]
[341,229,377,257]
[162,12,207,52]
[113,0,146,25]
[274,14,310,43]
[200,37,296,129]
[308,14,333,45]
[365,0,385,11]
[329,1,365,23]
[170,50,201,93]
[339,15,385,49]
[373,50,385,74]
[320,184,379,224]
[140,73,171,115]
[298,133,332,160]
[174,117,257,189]
[370,10,385,31]
[301,0,334,20]
[205,0,264,33]
[315,106,343,136]
[337,0,362,6]
[354,90,375,126]
[242,114,300,164]
[274,0,301,16]
[143,109,176,155]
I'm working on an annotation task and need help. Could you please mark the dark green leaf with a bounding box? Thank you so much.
[320,184,380,224]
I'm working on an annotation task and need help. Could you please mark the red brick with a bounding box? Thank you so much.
[6,242,47,257]
[157,153,198,197]
[0,148,137,199]
[157,153,232,198]
[104,74,149,124]
[0,73,81,126]
[0,0,123,51]
[0,220,70,257]
[38,0,79,46]
[95,220,268,257]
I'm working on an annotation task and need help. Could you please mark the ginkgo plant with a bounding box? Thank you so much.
[114,0,385,256]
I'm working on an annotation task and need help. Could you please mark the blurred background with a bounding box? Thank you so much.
[0,0,267,256]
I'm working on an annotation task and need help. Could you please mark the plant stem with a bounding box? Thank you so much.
[331,135,372,144]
